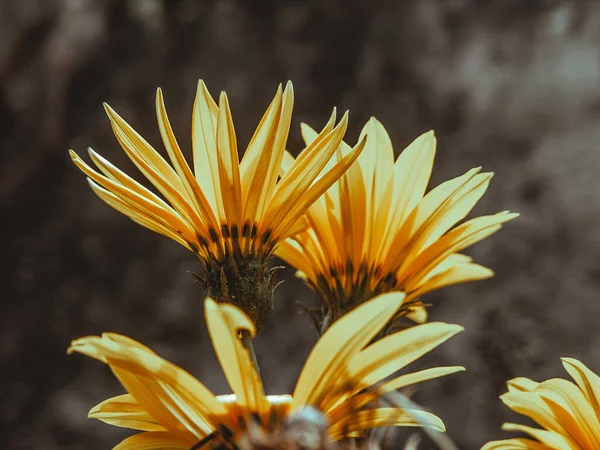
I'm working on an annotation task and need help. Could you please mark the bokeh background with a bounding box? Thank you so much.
[2,0,600,448]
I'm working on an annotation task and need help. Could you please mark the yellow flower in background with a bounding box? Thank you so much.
[68,294,464,449]
[482,358,600,450]
[276,118,517,332]
[70,81,365,329]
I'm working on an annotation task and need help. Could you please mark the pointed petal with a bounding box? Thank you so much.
[156,88,219,230]
[508,377,540,393]
[103,103,185,193]
[347,322,463,391]
[68,333,227,439]
[192,80,224,220]
[328,408,445,440]
[274,239,315,281]
[204,298,266,414]
[500,391,568,437]
[241,82,294,225]
[405,305,429,324]
[327,366,464,425]
[70,151,198,247]
[89,394,167,432]
[272,134,367,242]
[381,366,466,393]
[377,167,480,268]
[384,130,436,231]
[86,179,194,250]
[501,423,575,450]
[293,292,405,408]
[401,211,518,290]
[337,142,367,267]
[405,262,494,302]
[297,109,337,164]
[280,150,296,177]
[216,92,243,226]
[536,378,600,448]
[481,438,552,450]
[88,148,172,211]
[264,113,348,236]
[561,358,600,419]
[103,105,210,236]
[113,431,194,450]
[357,118,395,263]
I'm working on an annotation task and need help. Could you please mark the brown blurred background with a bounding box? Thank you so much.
[2,0,600,448]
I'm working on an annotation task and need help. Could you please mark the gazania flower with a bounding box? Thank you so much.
[70,81,365,329]
[68,293,464,449]
[276,118,517,331]
[482,358,600,450]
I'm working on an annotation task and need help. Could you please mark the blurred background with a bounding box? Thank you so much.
[2,0,600,448]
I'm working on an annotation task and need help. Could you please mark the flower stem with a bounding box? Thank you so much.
[240,329,261,375]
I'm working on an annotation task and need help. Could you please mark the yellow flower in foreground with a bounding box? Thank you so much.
[482,358,600,450]
[68,293,464,449]
[277,118,517,330]
[70,82,365,329]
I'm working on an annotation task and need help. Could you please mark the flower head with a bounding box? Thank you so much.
[70,81,365,329]
[68,294,464,449]
[276,118,517,331]
[483,358,600,450]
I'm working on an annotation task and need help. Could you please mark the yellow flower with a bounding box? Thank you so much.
[68,294,464,449]
[276,118,517,330]
[482,358,600,450]
[70,81,365,329]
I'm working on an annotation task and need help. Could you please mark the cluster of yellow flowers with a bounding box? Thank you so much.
[69,82,600,449]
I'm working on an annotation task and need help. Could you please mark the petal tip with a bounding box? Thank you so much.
[204,296,218,311]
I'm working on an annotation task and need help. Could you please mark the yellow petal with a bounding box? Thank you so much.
[156,88,219,230]
[385,130,436,233]
[536,378,600,448]
[113,431,194,450]
[402,211,518,290]
[89,394,167,432]
[346,322,463,391]
[274,134,367,242]
[68,333,227,438]
[327,366,464,425]
[378,166,481,269]
[240,82,293,225]
[293,292,405,408]
[70,151,199,247]
[86,179,194,251]
[88,148,172,211]
[501,423,574,450]
[273,239,315,281]
[103,103,186,194]
[328,407,445,440]
[406,262,494,302]
[561,357,600,419]
[358,118,395,263]
[204,298,267,414]
[103,105,209,234]
[192,80,224,221]
[508,377,540,393]
[297,110,337,162]
[500,391,568,437]
[405,305,429,324]
[481,438,552,450]
[264,113,349,236]
[280,150,296,176]
[216,92,243,226]
[337,141,367,266]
